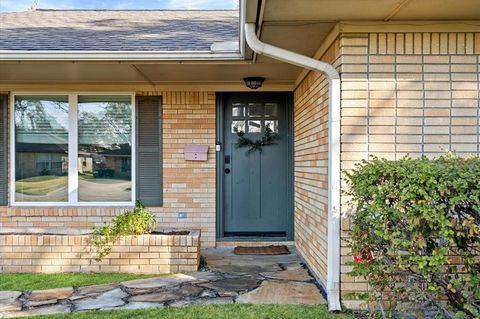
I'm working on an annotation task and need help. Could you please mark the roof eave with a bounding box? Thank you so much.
[0,50,244,61]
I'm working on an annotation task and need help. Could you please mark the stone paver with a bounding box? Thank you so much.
[74,288,128,311]
[200,290,217,298]
[260,268,312,282]
[175,285,204,297]
[0,245,326,317]
[236,280,325,304]
[170,297,234,307]
[186,272,224,283]
[29,287,73,301]
[279,262,304,271]
[25,299,57,308]
[4,304,70,318]
[198,277,260,297]
[0,293,21,302]
[0,292,22,314]
[77,283,118,296]
[122,274,195,290]
[109,302,164,310]
[0,301,22,314]
[129,291,180,303]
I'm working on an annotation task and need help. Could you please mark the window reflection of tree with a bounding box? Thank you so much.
[78,102,132,152]
[15,99,68,134]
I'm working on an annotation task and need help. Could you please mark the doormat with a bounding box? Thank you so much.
[233,245,290,255]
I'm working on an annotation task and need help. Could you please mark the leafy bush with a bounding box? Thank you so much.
[91,201,157,261]
[345,154,480,318]
[199,255,208,268]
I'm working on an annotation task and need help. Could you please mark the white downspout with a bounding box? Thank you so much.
[245,23,341,311]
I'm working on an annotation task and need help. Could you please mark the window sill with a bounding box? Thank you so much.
[9,202,135,208]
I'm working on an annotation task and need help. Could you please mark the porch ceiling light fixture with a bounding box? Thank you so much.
[243,77,265,89]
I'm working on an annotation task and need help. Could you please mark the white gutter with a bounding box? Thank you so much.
[244,23,341,311]
[238,0,247,58]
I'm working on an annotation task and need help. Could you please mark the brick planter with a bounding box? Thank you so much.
[0,228,200,274]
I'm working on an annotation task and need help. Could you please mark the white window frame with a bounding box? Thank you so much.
[10,92,136,207]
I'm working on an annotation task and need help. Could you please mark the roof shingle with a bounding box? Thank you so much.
[0,10,239,51]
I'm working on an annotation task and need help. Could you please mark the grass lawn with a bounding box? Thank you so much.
[15,175,67,195]
[30,304,355,319]
[0,273,159,291]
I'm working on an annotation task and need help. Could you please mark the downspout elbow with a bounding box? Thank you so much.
[244,23,266,55]
[245,23,340,80]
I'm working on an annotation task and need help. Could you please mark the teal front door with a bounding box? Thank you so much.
[217,93,293,239]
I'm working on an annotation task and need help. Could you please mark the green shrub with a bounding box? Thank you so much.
[91,201,157,261]
[199,255,208,268]
[345,154,480,318]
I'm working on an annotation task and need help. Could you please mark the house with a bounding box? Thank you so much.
[0,0,479,310]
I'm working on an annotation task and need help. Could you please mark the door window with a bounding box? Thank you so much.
[231,103,279,134]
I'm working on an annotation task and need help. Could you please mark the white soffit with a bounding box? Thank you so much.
[263,0,402,21]
[390,0,480,20]
[255,22,336,64]
[260,0,480,21]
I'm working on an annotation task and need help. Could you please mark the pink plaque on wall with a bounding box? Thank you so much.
[184,144,208,161]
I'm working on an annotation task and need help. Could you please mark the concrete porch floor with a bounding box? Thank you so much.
[201,245,326,304]
[203,245,305,274]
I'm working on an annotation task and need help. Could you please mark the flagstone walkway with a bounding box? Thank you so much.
[0,246,325,318]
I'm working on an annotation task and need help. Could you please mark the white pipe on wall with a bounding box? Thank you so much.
[244,23,341,311]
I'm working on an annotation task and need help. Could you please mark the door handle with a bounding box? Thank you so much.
[224,168,231,174]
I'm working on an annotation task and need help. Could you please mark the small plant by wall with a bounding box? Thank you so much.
[345,153,480,318]
[91,201,157,261]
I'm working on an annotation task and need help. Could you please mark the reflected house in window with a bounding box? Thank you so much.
[16,144,68,180]
[77,153,93,175]
[79,143,132,180]
[77,96,132,202]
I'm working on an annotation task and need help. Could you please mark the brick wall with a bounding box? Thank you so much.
[0,92,217,248]
[339,32,480,307]
[293,42,339,285]
[0,229,200,274]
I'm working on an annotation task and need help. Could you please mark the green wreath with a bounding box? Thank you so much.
[234,123,279,154]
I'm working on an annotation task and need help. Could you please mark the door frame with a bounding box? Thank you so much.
[215,92,294,241]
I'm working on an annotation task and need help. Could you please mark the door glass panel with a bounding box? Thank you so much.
[265,120,279,133]
[264,103,278,118]
[231,102,282,135]
[78,95,132,202]
[248,103,263,117]
[248,120,262,133]
[14,95,69,202]
[232,104,244,117]
[232,120,245,133]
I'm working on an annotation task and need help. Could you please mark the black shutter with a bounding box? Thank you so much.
[0,96,7,206]
[136,96,163,206]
